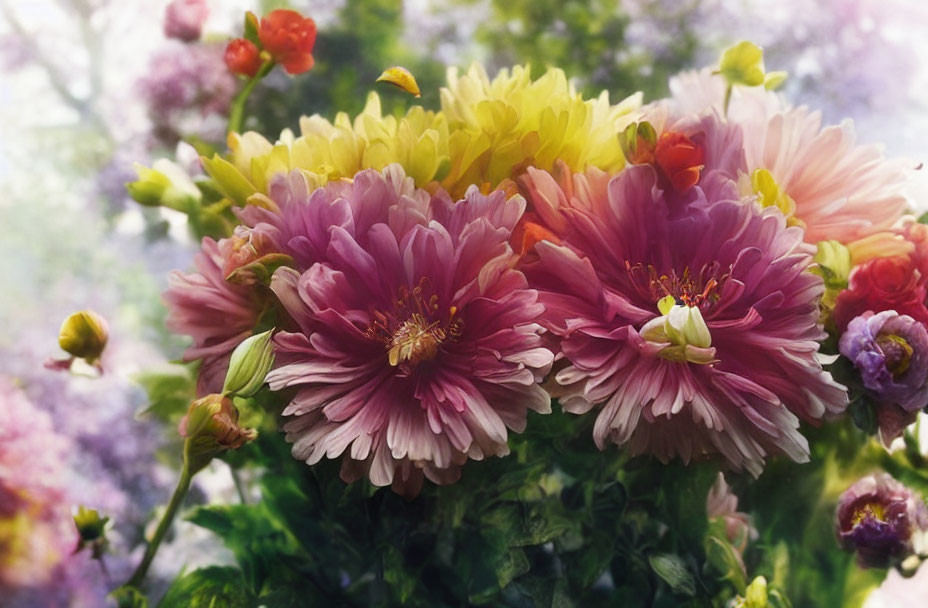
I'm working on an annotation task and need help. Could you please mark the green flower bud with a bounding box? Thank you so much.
[126,160,202,211]
[744,575,769,608]
[73,505,109,559]
[58,310,109,364]
[222,330,275,398]
[179,394,257,472]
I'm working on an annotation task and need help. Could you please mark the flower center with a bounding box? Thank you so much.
[625,262,729,312]
[876,334,914,378]
[851,501,887,527]
[366,278,463,367]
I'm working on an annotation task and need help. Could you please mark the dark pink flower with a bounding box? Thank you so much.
[521,165,847,475]
[164,237,265,395]
[262,166,553,495]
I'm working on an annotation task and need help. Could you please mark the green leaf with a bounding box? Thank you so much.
[719,41,766,87]
[918,211,928,225]
[134,366,197,423]
[201,155,258,206]
[110,586,149,608]
[158,566,255,608]
[649,553,697,597]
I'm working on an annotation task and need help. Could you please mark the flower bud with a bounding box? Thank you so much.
[73,505,109,559]
[836,473,928,568]
[126,160,202,211]
[224,38,261,77]
[654,131,705,193]
[222,330,274,398]
[57,310,109,364]
[179,394,257,470]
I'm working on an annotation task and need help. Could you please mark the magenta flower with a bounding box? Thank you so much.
[262,167,554,495]
[837,473,928,568]
[521,165,847,475]
[164,237,266,394]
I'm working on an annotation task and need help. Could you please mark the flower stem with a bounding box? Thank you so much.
[723,84,733,117]
[226,60,274,135]
[124,460,194,589]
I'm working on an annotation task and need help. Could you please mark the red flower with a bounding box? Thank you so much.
[655,131,704,193]
[833,255,928,333]
[224,38,261,77]
[258,9,317,75]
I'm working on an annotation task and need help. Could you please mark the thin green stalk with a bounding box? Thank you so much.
[723,84,733,117]
[124,460,194,589]
[226,60,274,135]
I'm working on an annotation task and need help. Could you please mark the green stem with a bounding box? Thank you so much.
[124,460,194,589]
[723,84,733,117]
[226,60,275,135]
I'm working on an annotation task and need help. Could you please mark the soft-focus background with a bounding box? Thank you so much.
[2,0,928,604]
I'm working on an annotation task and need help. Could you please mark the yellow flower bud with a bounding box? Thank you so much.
[57,310,108,365]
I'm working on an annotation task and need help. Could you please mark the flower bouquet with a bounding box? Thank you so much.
[15,6,928,607]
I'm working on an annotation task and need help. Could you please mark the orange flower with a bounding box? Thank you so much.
[224,38,260,77]
[655,131,704,193]
[258,9,317,75]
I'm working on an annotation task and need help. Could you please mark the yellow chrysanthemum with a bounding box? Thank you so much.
[204,92,450,204]
[439,64,642,197]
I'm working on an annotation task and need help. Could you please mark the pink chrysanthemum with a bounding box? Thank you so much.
[662,68,910,243]
[164,237,266,394]
[262,167,553,495]
[521,165,847,475]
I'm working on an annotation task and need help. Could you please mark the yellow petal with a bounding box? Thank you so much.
[376,66,421,97]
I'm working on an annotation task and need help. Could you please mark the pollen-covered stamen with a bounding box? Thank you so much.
[366,278,463,367]
[625,262,730,311]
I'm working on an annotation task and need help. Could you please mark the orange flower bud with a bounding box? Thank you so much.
[258,9,317,75]
[179,394,256,470]
[655,131,705,193]
[224,38,261,77]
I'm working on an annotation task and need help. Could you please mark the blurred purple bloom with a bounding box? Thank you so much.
[837,473,928,568]
[164,0,209,43]
[138,42,236,146]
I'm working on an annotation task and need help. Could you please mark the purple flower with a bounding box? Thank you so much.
[164,0,209,43]
[138,42,236,146]
[520,165,847,476]
[261,166,554,496]
[840,310,928,412]
[837,473,928,568]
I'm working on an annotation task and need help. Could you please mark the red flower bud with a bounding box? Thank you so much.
[655,131,705,193]
[258,9,317,75]
[224,38,261,77]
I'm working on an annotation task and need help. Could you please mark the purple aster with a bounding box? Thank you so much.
[839,310,928,413]
[261,166,554,496]
[520,164,847,476]
[837,473,928,568]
